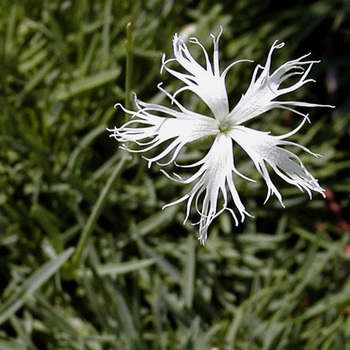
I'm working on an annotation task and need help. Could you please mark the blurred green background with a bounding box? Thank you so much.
[1,0,350,349]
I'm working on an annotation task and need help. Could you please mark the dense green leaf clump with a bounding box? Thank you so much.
[1,0,350,349]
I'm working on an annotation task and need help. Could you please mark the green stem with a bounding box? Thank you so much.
[70,156,127,269]
[125,22,133,115]
[69,23,134,272]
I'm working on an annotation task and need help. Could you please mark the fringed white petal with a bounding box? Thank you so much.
[162,29,250,122]
[108,93,218,168]
[229,118,325,205]
[163,133,251,244]
[228,41,334,125]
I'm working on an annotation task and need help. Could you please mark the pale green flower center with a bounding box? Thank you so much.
[218,119,234,134]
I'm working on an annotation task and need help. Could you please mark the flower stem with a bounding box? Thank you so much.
[68,23,134,274]
[70,156,127,270]
[125,22,133,115]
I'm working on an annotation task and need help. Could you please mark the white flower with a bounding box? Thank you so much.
[108,28,333,244]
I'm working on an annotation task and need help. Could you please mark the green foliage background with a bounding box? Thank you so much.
[1,0,350,349]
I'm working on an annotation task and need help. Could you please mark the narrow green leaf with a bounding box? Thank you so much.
[181,236,196,308]
[297,287,350,322]
[78,33,99,77]
[129,205,178,240]
[18,50,48,73]
[31,204,62,252]
[0,248,73,326]
[96,258,156,276]
[293,226,349,259]
[195,324,221,350]
[110,281,139,346]
[52,68,121,101]
[65,125,106,176]
[70,156,128,269]
[23,60,55,93]
[137,239,181,283]
[225,308,244,349]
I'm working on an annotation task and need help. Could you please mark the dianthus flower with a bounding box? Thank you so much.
[108,29,333,244]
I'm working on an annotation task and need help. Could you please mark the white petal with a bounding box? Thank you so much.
[229,122,325,205]
[162,30,249,122]
[228,41,334,125]
[163,133,251,244]
[109,95,218,168]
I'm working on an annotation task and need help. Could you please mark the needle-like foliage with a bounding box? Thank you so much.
[0,0,350,349]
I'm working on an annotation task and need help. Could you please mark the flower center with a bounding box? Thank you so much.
[218,119,233,134]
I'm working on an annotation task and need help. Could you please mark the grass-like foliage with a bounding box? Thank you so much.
[1,0,350,349]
